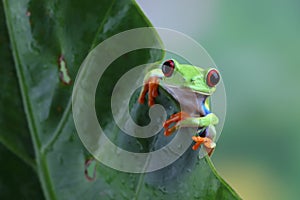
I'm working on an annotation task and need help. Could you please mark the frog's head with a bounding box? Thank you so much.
[161,59,220,95]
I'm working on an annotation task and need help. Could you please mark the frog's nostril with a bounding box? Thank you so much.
[192,78,201,85]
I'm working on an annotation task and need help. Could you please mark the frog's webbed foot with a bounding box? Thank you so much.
[192,136,216,156]
[163,111,190,136]
[138,76,159,107]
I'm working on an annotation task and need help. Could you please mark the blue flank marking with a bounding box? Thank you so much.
[201,98,211,115]
[196,98,210,137]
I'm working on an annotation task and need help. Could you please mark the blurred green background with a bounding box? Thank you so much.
[136,0,300,199]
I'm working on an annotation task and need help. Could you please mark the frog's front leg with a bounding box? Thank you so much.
[164,113,218,153]
[164,113,219,134]
[162,111,191,136]
[138,76,160,107]
[179,113,219,128]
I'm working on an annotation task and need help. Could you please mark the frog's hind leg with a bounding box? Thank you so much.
[192,136,216,156]
[206,148,215,156]
[163,111,190,136]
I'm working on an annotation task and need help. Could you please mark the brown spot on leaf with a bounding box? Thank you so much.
[57,106,62,113]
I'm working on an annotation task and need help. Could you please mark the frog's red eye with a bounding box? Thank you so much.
[162,60,175,77]
[206,69,220,87]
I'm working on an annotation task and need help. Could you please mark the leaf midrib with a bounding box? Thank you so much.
[2,0,57,199]
[2,0,118,199]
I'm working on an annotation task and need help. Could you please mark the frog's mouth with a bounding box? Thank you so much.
[193,90,212,96]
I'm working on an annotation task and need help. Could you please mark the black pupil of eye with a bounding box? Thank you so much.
[207,70,220,87]
[163,65,172,73]
[210,72,219,85]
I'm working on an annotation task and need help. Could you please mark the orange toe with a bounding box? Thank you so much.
[192,142,202,150]
[164,126,177,136]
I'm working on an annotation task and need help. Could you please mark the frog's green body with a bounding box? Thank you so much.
[138,59,220,155]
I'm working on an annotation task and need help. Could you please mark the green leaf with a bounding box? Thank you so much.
[94,86,242,199]
[0,144,43,199]
[1,0,241,199]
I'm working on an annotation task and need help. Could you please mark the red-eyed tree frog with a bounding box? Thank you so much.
[138,59,220,156]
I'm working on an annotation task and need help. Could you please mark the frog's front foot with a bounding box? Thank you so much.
[138,76,159,107]
[192,136,216,156]
[163,111,190,136]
